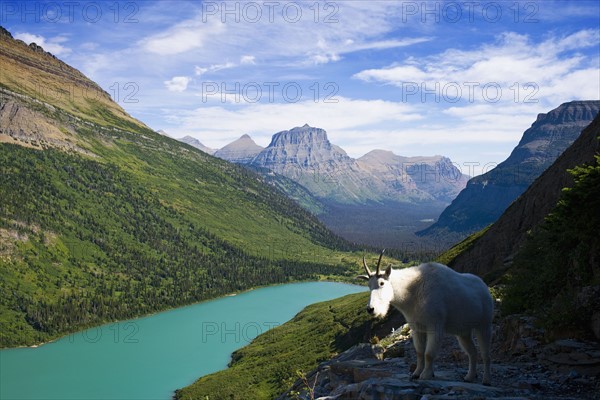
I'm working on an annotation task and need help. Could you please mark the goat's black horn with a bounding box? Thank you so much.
[376,249,385,275]
[362,256,372,276]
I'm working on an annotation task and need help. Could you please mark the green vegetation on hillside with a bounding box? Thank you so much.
[503,154,600,336]
[0,88,363,347]
[175,292,380,400]
[0,143,358,347]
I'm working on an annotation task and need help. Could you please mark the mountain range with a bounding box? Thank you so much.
[199,124,469,205]
[174,101,598,250]
[419,100,600,239]
[177,125,469,249]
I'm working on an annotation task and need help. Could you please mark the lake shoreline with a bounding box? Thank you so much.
[1,282,366,400]
[4,276,362,351]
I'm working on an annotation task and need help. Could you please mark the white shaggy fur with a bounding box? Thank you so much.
[359,257,494,385]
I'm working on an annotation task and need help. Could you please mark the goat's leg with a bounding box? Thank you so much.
[475,325,492,385]
[457,334,477,382]
[411,330,426,379]
[420,329,441,380]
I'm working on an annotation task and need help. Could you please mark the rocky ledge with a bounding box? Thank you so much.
[281,316,600,400]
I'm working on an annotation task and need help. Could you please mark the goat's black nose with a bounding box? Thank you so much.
[367,306,375,314]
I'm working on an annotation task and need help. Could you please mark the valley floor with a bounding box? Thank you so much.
[320,200,454,253]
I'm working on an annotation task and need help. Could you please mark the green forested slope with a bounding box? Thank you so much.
[0,139,355,347]
[503,154,600,335]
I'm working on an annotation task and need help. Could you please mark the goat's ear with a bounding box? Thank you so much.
[356,274,370,280]
[384,265,392,279]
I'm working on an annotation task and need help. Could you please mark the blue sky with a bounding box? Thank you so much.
[2,0,599,174]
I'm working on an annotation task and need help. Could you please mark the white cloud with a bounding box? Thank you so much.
[194,56,254,78]
[194,62,236,77]
[164,76,191,92]
[60,1,598,173]
[354,30,600,105]
[136,2,429,65]
[309,52,341,65]
[140,19,226,55]
[80,42,99,51]
[14,32,71,56]
[348,38,433,52]
[240,55,256,65]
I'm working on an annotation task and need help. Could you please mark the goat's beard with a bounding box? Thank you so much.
[372,304,390,319]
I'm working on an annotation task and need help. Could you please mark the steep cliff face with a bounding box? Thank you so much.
[448,113,600,279]
[247,124,468,205]
[251,125,372,203]
[420,101,600,238]
[256,125,350,169]
[0,98,89,154]
[214,134,264,163]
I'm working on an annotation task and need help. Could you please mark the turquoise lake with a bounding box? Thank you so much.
[0,282,365,400]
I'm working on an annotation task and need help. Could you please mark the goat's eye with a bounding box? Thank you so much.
[379,281,384,287]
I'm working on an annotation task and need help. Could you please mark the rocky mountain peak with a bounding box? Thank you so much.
[448,113,600,279]
[247,125,469,205]
[232,134,262,146]
[256,125,351,169]
[177,135,215,155]
[214,134,264,163]
[359,149,397,164]
[509,101,600,164]
[419,100,600,238]
[268,124,330,148]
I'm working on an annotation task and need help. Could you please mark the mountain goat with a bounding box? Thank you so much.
[358,251,493,385]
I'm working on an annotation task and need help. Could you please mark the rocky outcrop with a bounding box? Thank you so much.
[0,26,13,39]
[281,317,600,400]
[178,135,215,155]
[420,101,600,238]
[214,134,263,163]
[448,113,600,279]
[0,95,91,155]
